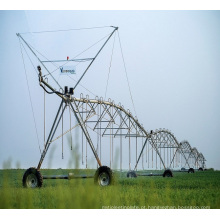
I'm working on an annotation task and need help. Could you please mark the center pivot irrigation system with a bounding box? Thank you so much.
[17,26,206,188]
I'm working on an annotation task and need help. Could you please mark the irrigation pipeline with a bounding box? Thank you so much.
[53,94,206,170]
[39,90,206,170]
[17,26,206,171]
[24,65,206,170]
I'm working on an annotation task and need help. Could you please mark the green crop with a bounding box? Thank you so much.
[0,169,219,209]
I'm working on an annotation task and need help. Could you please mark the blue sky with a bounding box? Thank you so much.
[0,10,220,170]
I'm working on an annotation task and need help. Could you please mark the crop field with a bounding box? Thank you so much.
[0,169,219,209]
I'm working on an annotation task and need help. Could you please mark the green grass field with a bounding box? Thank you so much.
[0,169,219,209]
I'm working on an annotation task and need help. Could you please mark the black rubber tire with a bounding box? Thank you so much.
[198,167,203,171]
[22,167,43,188]
[94,166,114,186]
[188,168,195,173]
[163,169,173,177]
[181,167,186,171]
[127,170,137,178]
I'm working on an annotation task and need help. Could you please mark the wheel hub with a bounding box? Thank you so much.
[26,174,38,188]
[98,172,110,186]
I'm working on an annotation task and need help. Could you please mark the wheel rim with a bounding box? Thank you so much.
[98,172,110,186]
[26,174,38,188]
[128,171,136,178]
[166,173,171,177]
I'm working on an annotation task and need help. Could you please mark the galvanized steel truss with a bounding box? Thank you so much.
[17,28,206,171]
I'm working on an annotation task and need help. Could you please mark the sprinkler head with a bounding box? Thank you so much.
[64,86,68,94]
[69,88,74,95]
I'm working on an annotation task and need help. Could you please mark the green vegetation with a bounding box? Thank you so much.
[0,169,220,209]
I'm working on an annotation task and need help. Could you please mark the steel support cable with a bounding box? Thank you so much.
[176,150,178,167]
[45,32,114,76]
[136,126,138,169]
[86,102,88,168]
[117,31,138,118]
[164,144,165,167]
[99,103,102,162]
[160,141,161,169]
[110,109,112,168]
[82,102,84,165]
[25,42,59,70]
[17,34,63,91]
[67,75,98,98]
[129,117,131,170]
[20,40,48,149]
[173,146,174,168]
[20,32,113,95]
[156,143,157,169]
[120,109,122,171]
[148,141,149,168]
[20,26,112,34]
[146,137,147,163]
[20,40,39,77]
[73,28,118,90]
[18,39,42,155]
[96,102,99,168]
[104,32,116,100]
[152,142,153,168]
[50,106,96,144]
[44,88,46,146]
[20,37,61,104]
[112,105,114,165]
[170,146,172,168]
[142,137,144,169]
[22,41,61,80]
[30,32,113,99]
[49,122,77,144]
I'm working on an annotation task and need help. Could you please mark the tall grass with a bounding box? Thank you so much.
[0,169,220,209]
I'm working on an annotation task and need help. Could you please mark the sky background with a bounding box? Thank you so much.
[0,10,220,170]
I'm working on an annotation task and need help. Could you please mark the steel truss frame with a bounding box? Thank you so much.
[37,70,151,170]
[180,140,206,169]
[148,129,190,170]
[17,27,206,173]
[36,77,206,171]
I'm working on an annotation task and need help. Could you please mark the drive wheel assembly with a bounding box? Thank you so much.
[94,166,114,186]
[22,167,43,188]
[163,169,173,177]
[188,168,195,173]
[127,170,137,178]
